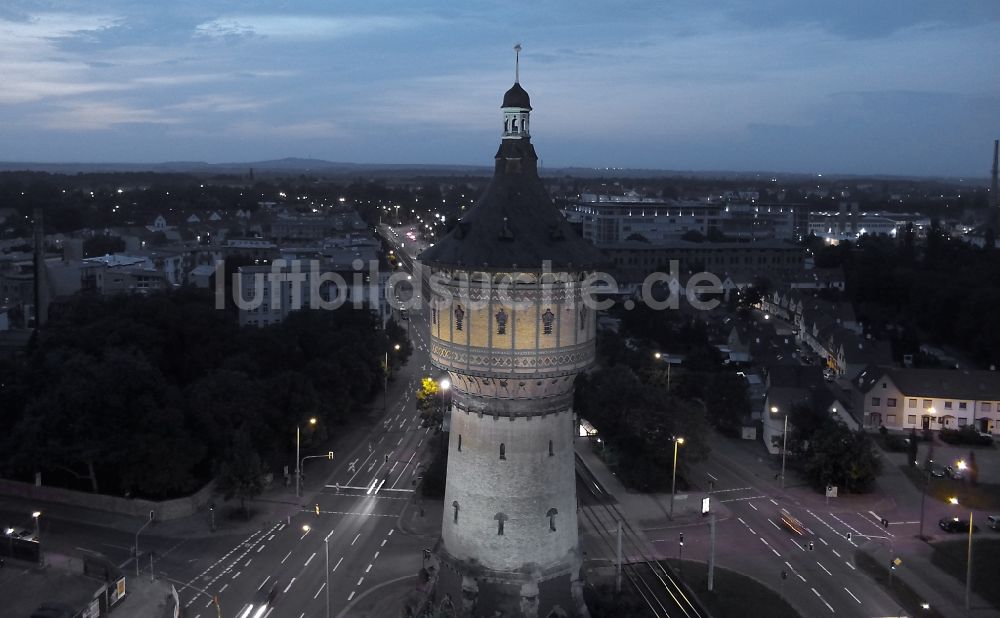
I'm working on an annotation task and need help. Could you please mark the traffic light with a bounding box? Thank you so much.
[315,504,320,516]
[847,532,852,541]
[679,533,684,546]
[882,518,889,529]
[781,570,787,580]
[328,451,334,460]
[808,541,814,551]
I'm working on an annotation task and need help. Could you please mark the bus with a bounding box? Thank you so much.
[780,509,806,535]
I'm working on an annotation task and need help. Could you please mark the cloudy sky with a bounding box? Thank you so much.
[1,1,998,177]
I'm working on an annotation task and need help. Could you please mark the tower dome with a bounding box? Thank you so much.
[502,82,531,110]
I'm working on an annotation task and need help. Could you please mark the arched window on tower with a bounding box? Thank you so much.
[499,443,506,460]
[547,508,558,532]
[452,501,460,524]
[454,305,465,331]
[458,434,462,452]
[495,308,508,335]
[542,308,555,335]
[494,512,507,536]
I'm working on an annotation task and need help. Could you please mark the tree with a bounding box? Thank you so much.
[416,377,443,426]
[799,418,882,493]
[703,373,750,433]
[215,428,267,519]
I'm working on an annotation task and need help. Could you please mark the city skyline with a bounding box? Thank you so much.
[1,1,999,177]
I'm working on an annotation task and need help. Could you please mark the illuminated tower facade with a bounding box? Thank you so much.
[420,56,602,618]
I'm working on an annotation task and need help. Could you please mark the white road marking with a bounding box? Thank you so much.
[790,538,804,551]
[281,551,292,564]
[219,583,228,593]
[347,591,356,601]
[845,561,856,571]
[768,518,781,531]
[357,577,364,586]
[784,561,807,583]
[818,537,828,546]
[811,587,835,612]
[245,558,252,567]
[381,539,387,547]
[397,437,403,446]
[388,529,394,536]
[304,552,316,567]
[257,545,265,553]
[769,499,778,505]
[352,533,361,546]
[366,563,373,573]
[748,502,758,511]
[333,557,343,571]
[257,576,270,590]
[267,535,275,541]
[315,582,326,599]
[283,577,296,594]
[232,571,241,579]
[844,587,861,604]
[373,551,380,560]
[832,549,841,558]
[205,599,214,608]
[816,561,832,576]
[707,473,718,481]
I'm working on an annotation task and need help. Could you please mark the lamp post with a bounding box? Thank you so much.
[949,496,974,611]
[384,344,400,413]
[438,378,451,439]
[654,352,672,392]
[670,437,685,519]
[772,406,788,490]
[31,511,40,543]
[296,417,317,498]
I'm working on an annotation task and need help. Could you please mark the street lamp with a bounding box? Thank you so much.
[670,437,685,519]
[948,497,974,611]
[772,406,788,490]
[384,343,401,413]
[31,511,40,542]
[653,352,672,391]
[296,418,318,498]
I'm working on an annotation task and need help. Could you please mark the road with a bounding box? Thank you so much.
[673,435,907,617]
[0,229,441,618]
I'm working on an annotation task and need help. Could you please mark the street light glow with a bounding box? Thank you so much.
[956,460,967,471]
[676,437,685,445]
[770,406,779,414]
[31,511,41,518]
[440,378,451,391]
[949,497,959,505]
[303,524,311,532]
[309,417,317,425]
[394,344,401,351]
[654,352,662,359]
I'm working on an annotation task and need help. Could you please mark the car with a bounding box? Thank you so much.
[938,517,978,533]
[237,584,279,618]
[944,465,963,480]
[987,515,1000,530]
[927,465,947,478]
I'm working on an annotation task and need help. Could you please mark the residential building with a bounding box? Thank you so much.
[856,366,1000,433]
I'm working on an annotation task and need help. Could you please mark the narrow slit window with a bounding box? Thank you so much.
[500,443,506,460]
[548,440,554,456]
[458,434,462,452]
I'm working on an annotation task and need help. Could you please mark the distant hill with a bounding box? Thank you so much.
[0,158,982,183]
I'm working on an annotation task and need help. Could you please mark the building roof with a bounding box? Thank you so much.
[860,366,1000,400]
[419,83,603,271]
[502,82,531,109]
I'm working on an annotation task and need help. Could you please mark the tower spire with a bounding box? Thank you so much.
[514,43,522,83]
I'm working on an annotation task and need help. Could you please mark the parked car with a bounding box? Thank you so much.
[939,517,978,533]
[944,465,963,480]
[987,515,1000,530]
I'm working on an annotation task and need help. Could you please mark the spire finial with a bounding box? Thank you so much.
[514,43,522,83]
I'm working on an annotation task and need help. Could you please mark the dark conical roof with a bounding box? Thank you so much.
[502,82,531,109]
[419,129,604,272]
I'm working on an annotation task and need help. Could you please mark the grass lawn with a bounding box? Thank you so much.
[899,464,1000,511]
[664,560,801,618]
[854,550,946,618]
[930,537,1000,611]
